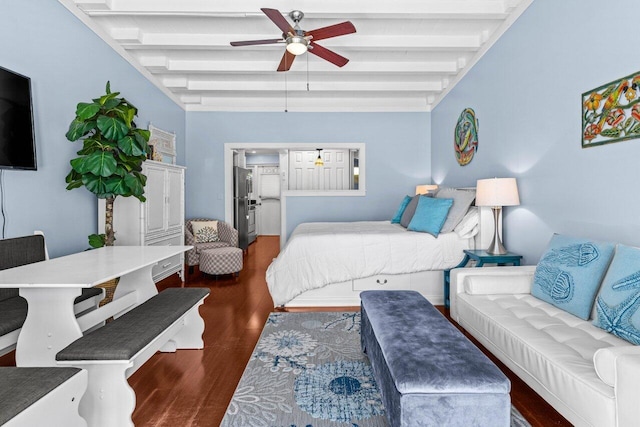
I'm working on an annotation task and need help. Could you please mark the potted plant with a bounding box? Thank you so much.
[65,82,150,248]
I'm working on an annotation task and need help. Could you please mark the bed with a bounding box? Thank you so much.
[267,189,497,307]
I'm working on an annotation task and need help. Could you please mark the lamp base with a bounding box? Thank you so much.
[486,206,507,255]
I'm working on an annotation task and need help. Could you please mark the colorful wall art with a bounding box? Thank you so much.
[582,72,640,148]
[454,108,479,166]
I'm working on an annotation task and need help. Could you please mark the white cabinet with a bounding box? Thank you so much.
[99,161,186,283]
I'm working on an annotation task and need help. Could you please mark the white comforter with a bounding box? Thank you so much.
[266,221,473,306]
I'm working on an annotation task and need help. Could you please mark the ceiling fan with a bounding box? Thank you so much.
[230,8,356,72]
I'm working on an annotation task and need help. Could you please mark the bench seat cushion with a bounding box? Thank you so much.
[57,288,209,361]
[0,367,83,425]
[360,290,510,426]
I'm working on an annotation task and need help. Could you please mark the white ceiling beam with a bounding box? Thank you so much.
[184,94,432,113]
[139,57,458,74]
[163,79,443,93]
[116,33,481,50]
[76,0,513,18]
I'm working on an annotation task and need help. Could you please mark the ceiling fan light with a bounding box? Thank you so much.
[286,36,308,55]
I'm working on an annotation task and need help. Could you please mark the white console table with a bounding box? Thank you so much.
[0,245,191,367]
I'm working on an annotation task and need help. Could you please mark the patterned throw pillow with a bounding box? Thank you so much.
[593,244,640,345]
[191,221,220,243]
[531,234,615,320]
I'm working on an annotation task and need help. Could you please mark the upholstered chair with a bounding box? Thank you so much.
[185,219,239,271]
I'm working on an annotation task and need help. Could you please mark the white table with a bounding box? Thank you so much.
[0,245,191,367]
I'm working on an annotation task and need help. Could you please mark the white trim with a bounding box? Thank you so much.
[224,142,366,245]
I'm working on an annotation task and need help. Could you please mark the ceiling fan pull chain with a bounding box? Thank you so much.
[306,54,310,91]
[284,59,288,112]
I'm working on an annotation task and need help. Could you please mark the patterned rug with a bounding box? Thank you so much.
[221,311,531,427]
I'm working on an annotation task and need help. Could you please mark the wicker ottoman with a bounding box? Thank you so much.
[199,247,243,276]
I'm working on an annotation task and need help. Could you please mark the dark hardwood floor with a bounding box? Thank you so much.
[0,236,571,426]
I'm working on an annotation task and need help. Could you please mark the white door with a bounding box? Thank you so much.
[258,167,281,236]
[288,150,350,190]
[166,168,183,231]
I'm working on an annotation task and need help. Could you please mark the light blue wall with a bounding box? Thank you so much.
[185,112,430,237]
[432,0,640,263]
[0,0,185,257]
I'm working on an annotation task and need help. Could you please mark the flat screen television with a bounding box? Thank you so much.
[0,66,37,170]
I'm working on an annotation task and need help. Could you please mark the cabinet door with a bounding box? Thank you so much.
[144,165,166,235]
[166,168,183,231]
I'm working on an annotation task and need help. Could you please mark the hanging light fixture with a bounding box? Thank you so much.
[315,149,324,166]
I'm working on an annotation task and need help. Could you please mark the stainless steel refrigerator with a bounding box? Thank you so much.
[234,166,254,250]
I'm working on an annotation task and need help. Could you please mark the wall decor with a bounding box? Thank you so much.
[582,71,640,148]
[148,124,176,164]
[454,108,479,166]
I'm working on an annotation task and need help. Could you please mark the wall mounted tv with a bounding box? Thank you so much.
[0,66,37,170]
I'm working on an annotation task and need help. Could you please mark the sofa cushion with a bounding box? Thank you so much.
[531,234,615,320]
[593,244,640,345]
[191,220,220,243]
[391,195,412,224]
[456,292,622,426]
[195,241,229,253]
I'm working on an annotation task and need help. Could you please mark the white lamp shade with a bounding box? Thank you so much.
[415,184,438,195]
[475,178,520,207]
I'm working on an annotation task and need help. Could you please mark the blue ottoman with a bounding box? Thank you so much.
[360,290,510,427]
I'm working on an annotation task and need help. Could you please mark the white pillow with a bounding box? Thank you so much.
[454,207,479,238]
[191,220,220,243]
[463,274,532,295]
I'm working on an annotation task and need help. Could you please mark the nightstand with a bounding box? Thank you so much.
[443,249,523,308]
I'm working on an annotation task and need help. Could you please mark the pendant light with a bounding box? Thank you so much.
[314,149,324,166]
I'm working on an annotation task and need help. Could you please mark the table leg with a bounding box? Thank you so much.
[444,254,471,309]
[113,264,158,318]
[17,287,82,367]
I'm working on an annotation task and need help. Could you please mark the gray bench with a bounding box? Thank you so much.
[0,235,104,356]
[0,367,87,426]
[57,287,209,427]
[360,290,510,427]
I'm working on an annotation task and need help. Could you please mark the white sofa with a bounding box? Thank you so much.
[450,265,640,427]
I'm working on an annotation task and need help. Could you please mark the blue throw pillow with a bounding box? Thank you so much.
[593,244,640,345]
[391,195,412,224]
[531,234,615,320]
[407,196,453,237]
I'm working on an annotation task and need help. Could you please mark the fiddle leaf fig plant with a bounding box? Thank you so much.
[65,82,150,248]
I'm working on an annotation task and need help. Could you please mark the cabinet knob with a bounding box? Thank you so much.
[376,279,388,285]
[162,262,172,268]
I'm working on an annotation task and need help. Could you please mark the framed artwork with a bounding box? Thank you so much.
[454,108,479,166]
[148,124,176,164]
[582,71,640,148]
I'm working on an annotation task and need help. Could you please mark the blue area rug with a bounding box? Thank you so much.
[221,311,530,427]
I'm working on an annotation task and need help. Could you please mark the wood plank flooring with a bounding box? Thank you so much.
[0,236,571,426]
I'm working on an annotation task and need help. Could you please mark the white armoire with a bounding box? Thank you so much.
[99,160,186,283]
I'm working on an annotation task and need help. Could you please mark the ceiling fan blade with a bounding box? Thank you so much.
[230,38,282,47]
[277,50,296,72]
[261,8,294,34]
[308,42,349,67]
[306,21,356,42]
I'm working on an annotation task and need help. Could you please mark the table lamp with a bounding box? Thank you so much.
[475,177,520,255]
[415,184,438,195]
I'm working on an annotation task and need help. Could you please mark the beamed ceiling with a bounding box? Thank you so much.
[58,0,533,112]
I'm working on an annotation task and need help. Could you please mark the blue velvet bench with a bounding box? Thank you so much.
[0,367,87,426]
[360,290,510,427]
[57,287,209,427]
